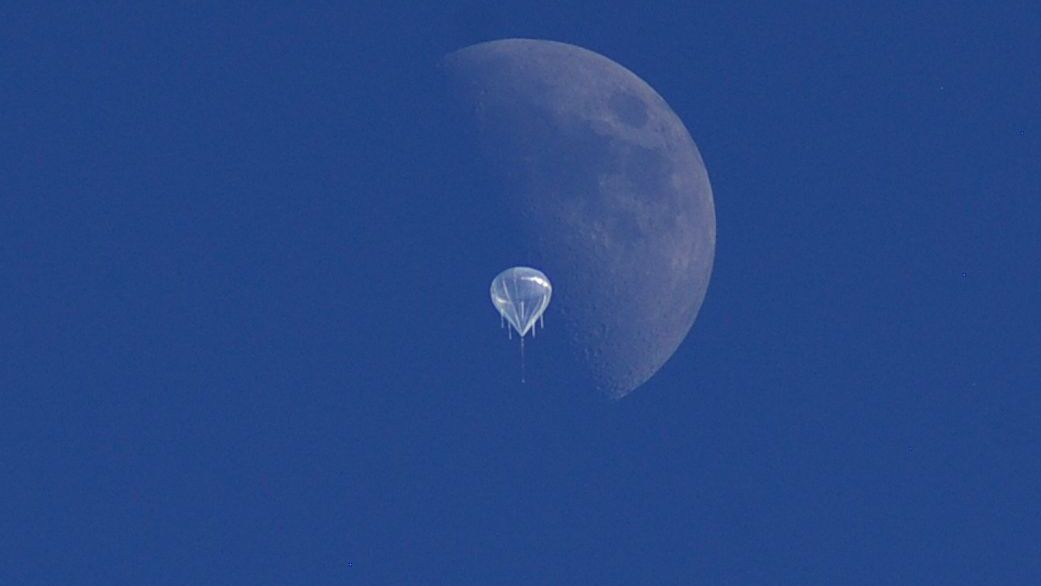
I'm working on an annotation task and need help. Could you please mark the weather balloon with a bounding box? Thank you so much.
[490,266,552,382]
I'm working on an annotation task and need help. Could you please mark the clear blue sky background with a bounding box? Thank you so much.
[3,3,1039,584]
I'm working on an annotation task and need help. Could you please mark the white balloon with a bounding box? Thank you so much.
[490,267,552,338]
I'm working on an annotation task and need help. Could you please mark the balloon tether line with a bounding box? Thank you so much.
[520,332,526,384]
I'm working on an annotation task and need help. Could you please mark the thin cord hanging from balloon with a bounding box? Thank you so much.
[520,331,525,383]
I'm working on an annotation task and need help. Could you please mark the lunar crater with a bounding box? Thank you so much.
[608,91,649,127]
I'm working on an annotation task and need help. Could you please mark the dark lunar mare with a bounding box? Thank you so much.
[442,39,716,400]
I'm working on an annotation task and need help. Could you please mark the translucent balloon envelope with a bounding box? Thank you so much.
[490,267,552,338]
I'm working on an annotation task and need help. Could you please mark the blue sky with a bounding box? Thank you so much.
[3,3,1039,584]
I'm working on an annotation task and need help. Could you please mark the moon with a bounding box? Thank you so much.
[442,39,715,400]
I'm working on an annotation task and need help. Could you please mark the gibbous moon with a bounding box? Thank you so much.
[443,39,715,400]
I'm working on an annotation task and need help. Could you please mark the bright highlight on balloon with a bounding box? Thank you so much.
[490,266,552,382]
